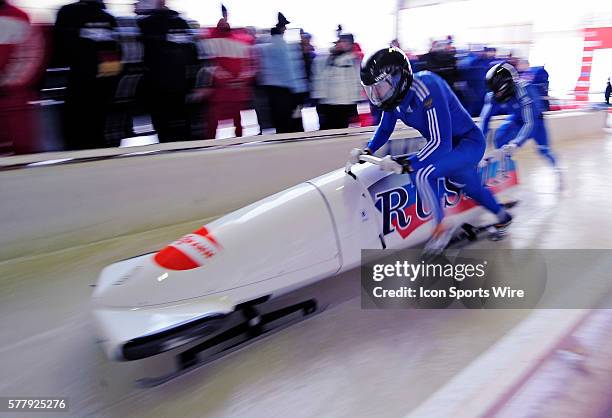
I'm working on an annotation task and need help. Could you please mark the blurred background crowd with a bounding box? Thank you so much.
[0,0,610,155]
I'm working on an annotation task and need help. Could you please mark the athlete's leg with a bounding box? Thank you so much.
[416,133,510,252]
[413,136,487,225]
[532,119,557,167]
[412,164,444,224]
[450,168,502,215]
[494,120,521,148]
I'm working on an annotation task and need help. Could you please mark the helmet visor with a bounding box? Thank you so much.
[363,72,401,107]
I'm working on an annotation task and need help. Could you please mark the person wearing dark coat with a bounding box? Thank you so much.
[54,0,122,150]
[135,0,198,142]
[418,40,461,101]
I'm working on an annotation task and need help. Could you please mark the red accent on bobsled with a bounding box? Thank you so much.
[154,227,222,270]
[392,204,429,239]
[194,227,222,249]
[445,170,518,216]
[154,246,199,271]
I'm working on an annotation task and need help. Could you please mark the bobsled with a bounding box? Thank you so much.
[92,151,518,362]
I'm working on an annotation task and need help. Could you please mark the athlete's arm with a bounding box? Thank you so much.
[511,86,534,147]
[366,110,398,154]
[478,92,495,137]
[408,78,452,171]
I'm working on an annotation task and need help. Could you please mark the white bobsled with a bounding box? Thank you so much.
[92,152,518,361]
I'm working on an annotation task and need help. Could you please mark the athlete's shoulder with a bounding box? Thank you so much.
[515,79,531,94]
[411,71,445,102]
[524,81,542,97]
[414,70,444,88]
[515,80,533,104]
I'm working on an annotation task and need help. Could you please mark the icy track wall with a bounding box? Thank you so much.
[0,110,606,262]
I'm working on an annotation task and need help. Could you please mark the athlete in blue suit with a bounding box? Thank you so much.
[352,48,512,249]
[479,63,558,172]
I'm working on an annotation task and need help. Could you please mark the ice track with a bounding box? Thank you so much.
[1,135,611,418]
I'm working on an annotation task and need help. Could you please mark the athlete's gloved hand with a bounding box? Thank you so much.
[348,148,371,164]
[379,155,404,174]
[394,156,413,173]
[502,142,518,155]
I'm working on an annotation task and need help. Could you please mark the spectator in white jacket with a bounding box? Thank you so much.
[312,33,361,130]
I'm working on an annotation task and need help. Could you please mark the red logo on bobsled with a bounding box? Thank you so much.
[154,227,222,270]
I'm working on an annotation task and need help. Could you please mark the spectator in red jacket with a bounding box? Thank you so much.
[0,0,45,154]
[201,5,256,139]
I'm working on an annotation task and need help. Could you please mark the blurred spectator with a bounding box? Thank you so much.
[605,78,611,105]
[287,32,309,132]
[418,38,460,95]
[300,30,315,94]
[54,0,122,150]
[136,0,198,142]
[351,38,364,62]
[445,35,456,54]
[312,33,361,130]
[288,29,315,132]
[485,47,497,61]
[255,12,300,134]
[506,51,520,69]
[109,16,146,142]
[515,58,530,76]
[251,28,273,133]
[458,46,492,116]
[202,5,256,139]
[0,0,45,154]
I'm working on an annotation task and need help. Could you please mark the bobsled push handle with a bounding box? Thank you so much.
[345,154,385,174]
[358,154,384,165]
[345,154,411,178]
[359,154,408,176]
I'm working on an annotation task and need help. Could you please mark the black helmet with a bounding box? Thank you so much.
[486,62,519,103]
[361,47,413,111]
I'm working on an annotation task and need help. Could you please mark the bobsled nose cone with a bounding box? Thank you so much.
[93,254,168,308]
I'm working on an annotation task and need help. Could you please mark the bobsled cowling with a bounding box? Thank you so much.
[92,153,518,360]
[92,177,378,360]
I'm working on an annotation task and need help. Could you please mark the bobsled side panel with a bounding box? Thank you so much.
[92,296,234,361]
[307,168,387,272]
[93,182,341,308]
[313,154,519,254]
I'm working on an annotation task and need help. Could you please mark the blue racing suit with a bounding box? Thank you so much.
[367,71,502,224]
[479,80,556,167]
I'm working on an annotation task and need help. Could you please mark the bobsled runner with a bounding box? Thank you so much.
[92,149,519,367]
